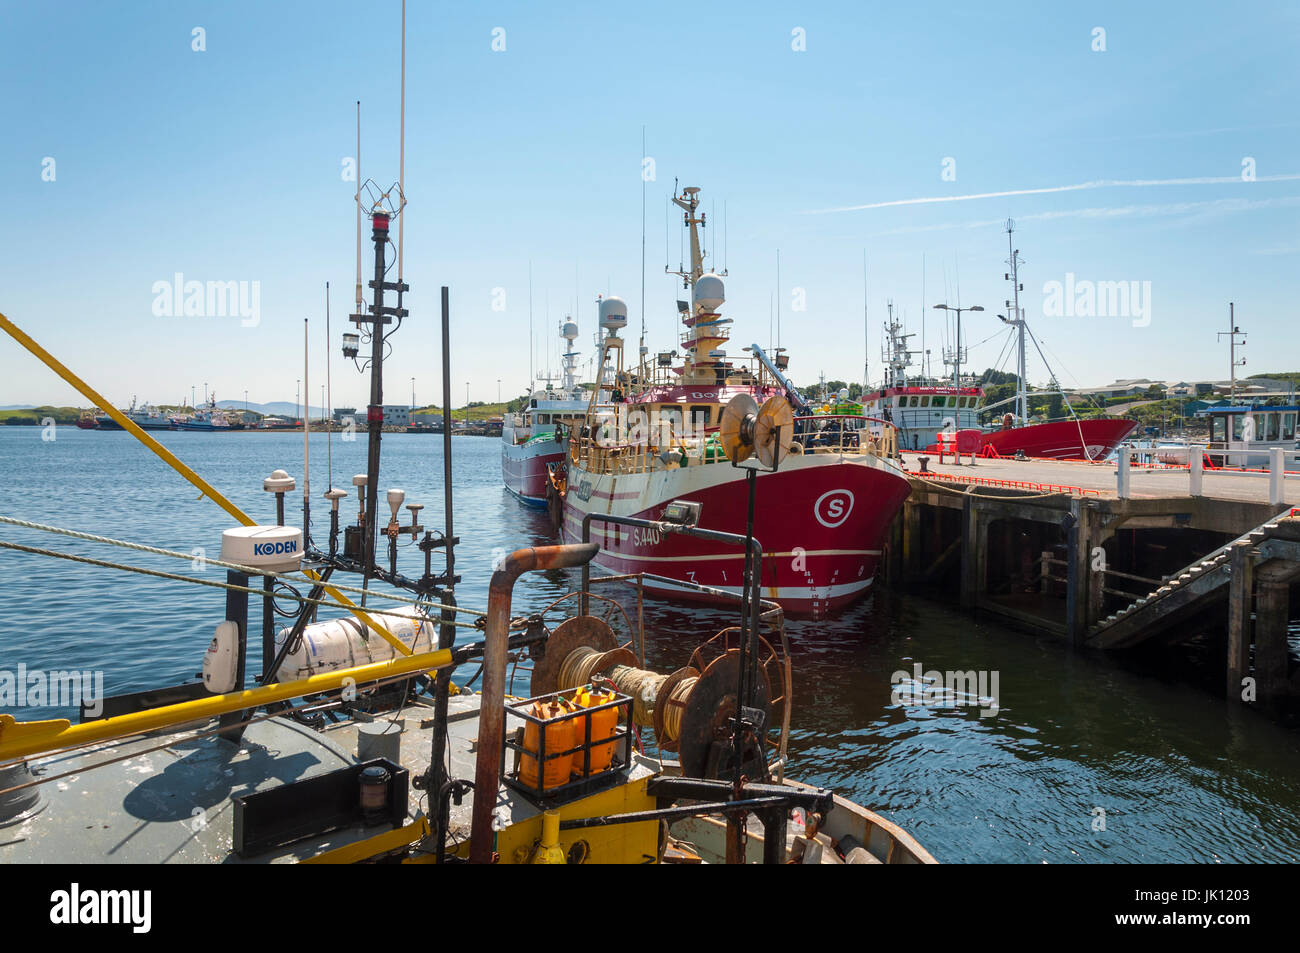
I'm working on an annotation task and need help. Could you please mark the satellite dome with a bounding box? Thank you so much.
[694,274,725,313]
[562,320,579,341]
[599,296,628,331]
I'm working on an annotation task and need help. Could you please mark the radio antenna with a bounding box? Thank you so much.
[397,0,406,282]
[528,260,534,388]
[640,125,646,358]
[325,281,333,492]
[862,250,868,390]
[354,101,362,315]
[302,317,310,538]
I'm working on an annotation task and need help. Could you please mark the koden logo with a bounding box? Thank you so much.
[253,540,298,556]
[814,489,854,528]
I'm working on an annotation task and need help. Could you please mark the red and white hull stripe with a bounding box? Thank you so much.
[562,451,911,617]
[501,438,566,507]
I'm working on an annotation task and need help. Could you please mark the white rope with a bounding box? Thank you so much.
[0,539,487,630]
[0,514,485,616]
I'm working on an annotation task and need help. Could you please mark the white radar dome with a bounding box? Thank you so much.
[221,525,304,573]
[694,274,725,313]
[562,321,579,341]
[599,296,628,331]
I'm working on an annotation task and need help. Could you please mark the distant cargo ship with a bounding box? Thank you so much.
[93,397,173,431]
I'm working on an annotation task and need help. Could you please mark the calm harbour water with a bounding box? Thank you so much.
[2,426,1299,863]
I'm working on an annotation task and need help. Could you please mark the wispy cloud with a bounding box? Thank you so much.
[1250,240,1300,256]
[808,174,1300,214]
[860,195,1300,238]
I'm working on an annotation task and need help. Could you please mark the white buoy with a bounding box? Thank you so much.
[271,605,435,680]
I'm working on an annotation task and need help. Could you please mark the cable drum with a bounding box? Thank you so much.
[657,674,698,743]
[557,645,603,692]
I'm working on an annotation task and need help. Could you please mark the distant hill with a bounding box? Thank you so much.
[1247,372,1300,388]
[412,402,510,421]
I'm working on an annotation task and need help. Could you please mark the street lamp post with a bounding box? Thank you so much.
[933,303,984,390]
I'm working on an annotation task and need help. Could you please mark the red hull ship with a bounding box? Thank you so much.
[967,417,1136,460]
[559,185,911,618]
[562,442,909,615]
[501,319,590,507]
[866,222,1136,461]
[502,444,565,505]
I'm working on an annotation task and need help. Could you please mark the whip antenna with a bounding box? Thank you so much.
[302,317,310,538]
[398,0,406,282]
[355,101,362,315]
[326,281,333,492]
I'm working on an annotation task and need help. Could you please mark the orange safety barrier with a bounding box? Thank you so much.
[904,469,1102,497]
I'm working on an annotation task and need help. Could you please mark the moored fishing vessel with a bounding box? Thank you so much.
[93,396,174,431]
[177,395,233,431]
[864,221,1136,460]
[501,320,589,506]
[558,185,911,618]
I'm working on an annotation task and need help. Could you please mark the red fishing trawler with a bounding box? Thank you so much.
[558,185,911,618]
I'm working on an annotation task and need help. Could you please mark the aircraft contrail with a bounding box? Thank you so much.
[808,173,1300,213]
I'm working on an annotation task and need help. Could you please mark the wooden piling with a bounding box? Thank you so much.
[1225,542,1254,705]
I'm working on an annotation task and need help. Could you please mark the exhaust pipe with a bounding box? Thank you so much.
[470,543,598,863]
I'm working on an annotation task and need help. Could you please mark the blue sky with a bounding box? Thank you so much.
[2,0,1298,408]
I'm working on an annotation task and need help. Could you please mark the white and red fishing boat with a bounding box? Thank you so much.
[501,319,590,506]
[864,221,1135,461]
[559,185,911,618]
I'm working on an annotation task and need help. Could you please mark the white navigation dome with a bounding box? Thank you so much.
[599,296,628,331]
[562,320,579,341]
[694,274,725,313]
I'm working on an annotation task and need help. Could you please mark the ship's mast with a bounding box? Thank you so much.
[669,185,709,288]
[1003,219,1027,421]
[560,316,580,394]
[1218,302,1246,403]
[881,301,917,390]
[668,184,731,387]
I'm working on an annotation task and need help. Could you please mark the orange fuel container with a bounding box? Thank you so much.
[520,700,575,791]
[571,687,619,776]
